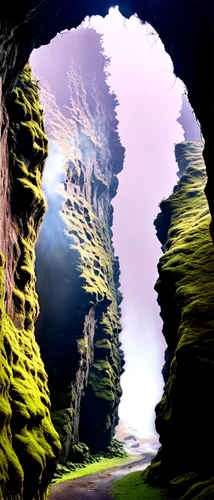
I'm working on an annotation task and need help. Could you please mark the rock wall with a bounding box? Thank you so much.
[34,27,125,460]
[1,0,214,497]
[148,141,214,499]
[0,65,61,500]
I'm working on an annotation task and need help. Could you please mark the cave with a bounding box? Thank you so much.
[0,1,214,499]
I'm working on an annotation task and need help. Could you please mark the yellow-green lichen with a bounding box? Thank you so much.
[61,191,122,405]
[0,64,61,499]
[0,253,60,499]
[33,33,125,454]
[148,142,214,498]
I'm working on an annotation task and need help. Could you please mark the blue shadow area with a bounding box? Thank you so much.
[35,144,81,389]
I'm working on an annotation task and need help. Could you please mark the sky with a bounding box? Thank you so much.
[31,7,185,439]
[88,7,184,437]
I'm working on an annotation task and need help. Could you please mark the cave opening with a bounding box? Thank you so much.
[1,1,214,499]
[29,5,202,461]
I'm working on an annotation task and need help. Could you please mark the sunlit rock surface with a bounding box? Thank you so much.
[0,65,61,500]
[34,27,125,460]
[148,141,214,499]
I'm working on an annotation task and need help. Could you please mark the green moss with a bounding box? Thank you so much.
[0,254,60,499]
[0,64,61,499]
[149,142,214,497]
[61,194,114,302]
[112,470,167,500]
[104,438,128,459]
[35,43,124,455]
[180,479,214,499]
[61,189,123,439]
[95,338,111,350]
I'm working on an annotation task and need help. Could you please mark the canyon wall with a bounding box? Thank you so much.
[0,26,125,498]
[1,1,214,498]
[148,141,214,499]
[0,65,61,500]
[34,27,125,461]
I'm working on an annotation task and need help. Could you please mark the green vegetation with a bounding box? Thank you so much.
[61,186,123,449]
[35,28,124,464]
[61,193,116,303]
[0,65,61,499]
[148,142,214,498]
[112,471,166,500]
[53,438,128,483]
[103,438,128,459]
[52,455,136,486]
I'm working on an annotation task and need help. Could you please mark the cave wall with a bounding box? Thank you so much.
[34,27,125,459]
[0,65,61,500]
[1,0,214,496]
[148,141,214,499]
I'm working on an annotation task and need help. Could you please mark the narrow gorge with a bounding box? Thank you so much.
[0,2,214,500]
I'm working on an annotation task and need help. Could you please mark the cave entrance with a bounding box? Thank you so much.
[30,6,200,461]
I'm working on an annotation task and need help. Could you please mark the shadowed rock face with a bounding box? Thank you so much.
[148,141,214,499]
[34,27,125,460]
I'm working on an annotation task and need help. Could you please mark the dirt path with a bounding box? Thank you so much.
[50,453,153,500]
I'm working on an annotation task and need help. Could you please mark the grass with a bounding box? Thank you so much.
[112,470,166,500]
[52,455,138,485]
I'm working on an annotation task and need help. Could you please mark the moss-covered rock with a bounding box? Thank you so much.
[0,65,61,499]
[68,442,90,463]
[34,27,125,460]
[103,438,128,459]
[148,141,214,498]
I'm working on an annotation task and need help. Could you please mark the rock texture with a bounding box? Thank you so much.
[0,65,61,500]
[34,27,125,461]
[147,141,214,499]
[1,1,214,498]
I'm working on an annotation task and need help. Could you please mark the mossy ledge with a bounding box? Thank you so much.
[0,65,61,500]
[147,141,214,499]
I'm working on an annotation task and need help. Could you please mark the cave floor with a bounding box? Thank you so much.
[50,455,153,500]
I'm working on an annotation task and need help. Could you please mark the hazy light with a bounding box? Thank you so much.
[90,7,184,438]
[32,6,185,439]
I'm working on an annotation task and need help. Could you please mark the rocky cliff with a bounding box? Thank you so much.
[0,65,61,500]
[1,1,214,498]
[34,27,125,461]
[148,141,214,499]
